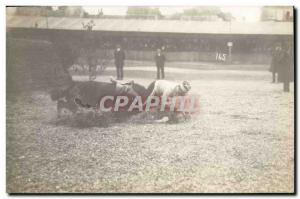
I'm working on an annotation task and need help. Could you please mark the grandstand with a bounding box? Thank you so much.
[7,15,293,64]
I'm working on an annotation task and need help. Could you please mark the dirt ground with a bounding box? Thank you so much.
[6,67,294,193]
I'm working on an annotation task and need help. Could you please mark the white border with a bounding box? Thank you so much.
[2,0,298,199]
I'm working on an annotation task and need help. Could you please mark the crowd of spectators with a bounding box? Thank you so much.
[83,35,278,53]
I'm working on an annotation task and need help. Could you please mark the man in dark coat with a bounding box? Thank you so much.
[277,44,293,92]
[114,44,125,80]
[155,48,166,79]
[270,44,282,83]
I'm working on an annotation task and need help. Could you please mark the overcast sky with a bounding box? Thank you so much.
[83,6,262,22]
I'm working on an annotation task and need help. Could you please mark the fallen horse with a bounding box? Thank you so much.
[50,78,199,123]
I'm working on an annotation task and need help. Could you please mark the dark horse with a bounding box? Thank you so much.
[50,78,139,117]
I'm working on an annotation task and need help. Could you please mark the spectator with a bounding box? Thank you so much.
[155,48,166,79]
[270,44,282,83]
[114,44,125,80]
[277,44,293,92]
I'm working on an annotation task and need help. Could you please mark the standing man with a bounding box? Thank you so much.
[155,48,165,79]
[278,44,293,92]
[114,44,125,80]
[82,19,96,80]
[270,44,282,83]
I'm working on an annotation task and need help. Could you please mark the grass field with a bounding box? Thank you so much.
[6,67,294,193]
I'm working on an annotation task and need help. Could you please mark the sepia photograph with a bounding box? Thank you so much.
[6,5,294,193]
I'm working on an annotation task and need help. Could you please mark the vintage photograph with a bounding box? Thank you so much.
[6,6,294,193]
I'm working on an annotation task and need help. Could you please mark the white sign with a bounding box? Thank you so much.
[227,42,233,47]
[216,53,227,62]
